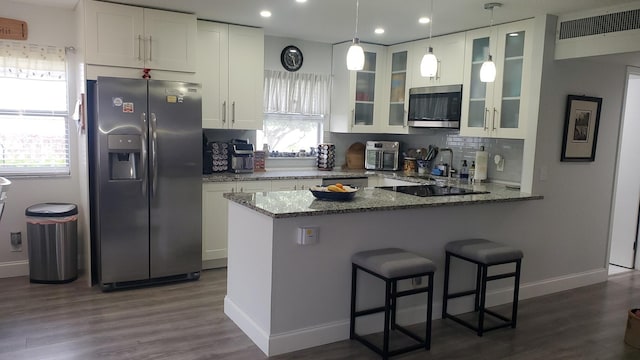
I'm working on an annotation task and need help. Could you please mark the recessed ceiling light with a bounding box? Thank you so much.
[260,10,272,18]
[419,17,430,24]
[296,0,307,2]
[374,28,385,34]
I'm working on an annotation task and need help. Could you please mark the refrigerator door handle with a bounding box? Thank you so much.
[141,112,148,197]
[150,112,158,198]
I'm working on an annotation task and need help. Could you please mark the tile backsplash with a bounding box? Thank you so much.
[329,130,523,184]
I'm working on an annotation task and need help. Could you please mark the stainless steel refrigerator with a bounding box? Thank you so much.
[89,77,202,290]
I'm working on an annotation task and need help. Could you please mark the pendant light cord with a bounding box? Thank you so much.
[429,0,433,40]
[354,0,360,38]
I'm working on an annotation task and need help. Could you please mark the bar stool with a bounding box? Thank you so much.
[442,239,523,336]
[350,248,436,359]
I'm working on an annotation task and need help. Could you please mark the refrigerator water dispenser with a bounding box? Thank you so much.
[108,135,141,180]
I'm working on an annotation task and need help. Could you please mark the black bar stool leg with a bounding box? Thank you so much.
[442,252,451,318]
[350,264,357,339]
[383,279,391,359]
[390,281,397,330]
[512,259,522,328]
[426,273,434,350]
[474,263,482,311]
[477,264,488,336]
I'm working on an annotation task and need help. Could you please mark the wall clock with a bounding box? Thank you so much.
[280,45,303,72]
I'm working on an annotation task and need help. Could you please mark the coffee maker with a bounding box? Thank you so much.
[229,140,254,173]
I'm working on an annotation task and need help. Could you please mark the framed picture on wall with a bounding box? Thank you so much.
[561,94,603,162]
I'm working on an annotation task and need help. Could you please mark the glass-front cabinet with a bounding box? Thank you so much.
[330,42,387,133]
[460,19,533,139]
[382,43,413,134]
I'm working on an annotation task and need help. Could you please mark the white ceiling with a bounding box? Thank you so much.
[9,0,640,45]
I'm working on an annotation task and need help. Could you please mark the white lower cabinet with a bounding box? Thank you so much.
[237,180,271,193]
[202,182,236,266]
[271,179,320,191]
[203,179,311,268]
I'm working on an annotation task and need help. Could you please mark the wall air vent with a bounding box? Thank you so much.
[559,9,640,40]
[555,4,640,60]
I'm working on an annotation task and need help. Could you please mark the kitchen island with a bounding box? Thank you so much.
[223,183,542,356]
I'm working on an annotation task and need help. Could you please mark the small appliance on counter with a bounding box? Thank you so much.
[365,141,400,171]
[229,140,254,173]
[317,143,335,171]
[253,151,266,172]
[205,141,229,173]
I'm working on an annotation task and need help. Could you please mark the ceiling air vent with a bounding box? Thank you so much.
[559,9,640,39]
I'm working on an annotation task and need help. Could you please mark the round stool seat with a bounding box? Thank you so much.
[445,239,523,265]
[352,248,436,279]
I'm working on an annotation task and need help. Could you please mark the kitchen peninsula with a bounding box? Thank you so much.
[222,181,542,356]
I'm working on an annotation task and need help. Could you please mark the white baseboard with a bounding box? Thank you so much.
[0,260,29,278]
[224,296,270,356]
[269,320,349,356]
[226,268,609,356]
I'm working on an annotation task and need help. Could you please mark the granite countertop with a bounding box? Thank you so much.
[203,169,373,182]
[223,182,543,219]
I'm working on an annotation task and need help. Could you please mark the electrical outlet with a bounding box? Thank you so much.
[412,276,422,287]
[10,232,22,252]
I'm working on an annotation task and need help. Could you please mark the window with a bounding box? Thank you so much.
[259,70,330,155]
[0,42,69,176]
[257,113,323,154]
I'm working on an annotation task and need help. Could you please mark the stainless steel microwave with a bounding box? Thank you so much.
[407,84,462,129]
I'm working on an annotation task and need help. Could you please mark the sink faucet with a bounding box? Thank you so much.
[439,148,454,180]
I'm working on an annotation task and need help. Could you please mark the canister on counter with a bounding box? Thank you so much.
[403,157,417,174]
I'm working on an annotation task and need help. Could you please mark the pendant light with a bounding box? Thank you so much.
[480,2,501,83]
[346,0,365,71]
[420,0,438,78]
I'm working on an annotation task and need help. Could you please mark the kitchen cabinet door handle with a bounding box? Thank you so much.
[140,112,148,197]
[492,108,497,131]
[150,112,158,198]
[484,108,489,130]
[404,109,408,128]
[148,35,153,62]
[232,101,236,124]
[222,101,226,124]
[351,109,355,128]
[137,35,143,61]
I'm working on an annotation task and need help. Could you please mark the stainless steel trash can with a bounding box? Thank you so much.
[26,203,78,283]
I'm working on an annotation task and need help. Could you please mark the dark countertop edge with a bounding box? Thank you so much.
[224,194,544,219]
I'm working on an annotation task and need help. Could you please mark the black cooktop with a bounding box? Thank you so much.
[378,185,489,197]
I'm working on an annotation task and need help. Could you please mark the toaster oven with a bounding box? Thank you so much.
[365,141,400,171]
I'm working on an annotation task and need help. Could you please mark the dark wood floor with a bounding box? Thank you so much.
[1,268,639,359]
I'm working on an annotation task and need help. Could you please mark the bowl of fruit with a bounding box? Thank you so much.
[309,183,358,201]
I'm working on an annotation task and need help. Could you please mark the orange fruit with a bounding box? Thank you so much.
[335,183,344,189]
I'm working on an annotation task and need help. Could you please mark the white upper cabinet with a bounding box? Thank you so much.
[198,21,229,129]
[381,43,412,134]
[198,21,264,130]
[411,33,466,88]
[460,19,533,139]
[228,25,265,130]
[143,8,197,72]
[84,0,196,72]
[331,42,387,133]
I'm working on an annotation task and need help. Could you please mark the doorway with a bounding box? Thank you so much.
[609,66,640,274]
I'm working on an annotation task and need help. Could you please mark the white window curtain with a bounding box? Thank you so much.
[0,41,66,82]
[0,41,69,176]
[263,70,331,116]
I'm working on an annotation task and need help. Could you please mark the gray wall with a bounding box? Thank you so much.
[525,55,627,278]
[0,1,80,277]
[264,36,332,74]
